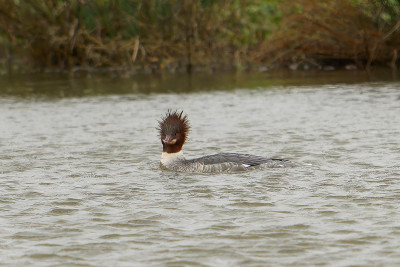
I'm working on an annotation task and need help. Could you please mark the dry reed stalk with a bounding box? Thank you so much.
[253,0,400,69]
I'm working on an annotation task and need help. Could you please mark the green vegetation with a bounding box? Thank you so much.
[260,0,400,70]
[0,0,399,73]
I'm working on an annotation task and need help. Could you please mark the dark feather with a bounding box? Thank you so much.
[188,153,290,167]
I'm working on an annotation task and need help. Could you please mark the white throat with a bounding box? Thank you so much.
[161,151,185,166]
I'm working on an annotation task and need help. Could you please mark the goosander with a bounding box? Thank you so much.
[158,110,296,173]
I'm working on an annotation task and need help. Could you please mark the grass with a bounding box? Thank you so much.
[0,0,399,73]
[254,0,400,70]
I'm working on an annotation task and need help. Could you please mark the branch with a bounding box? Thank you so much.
[383,20,400,41]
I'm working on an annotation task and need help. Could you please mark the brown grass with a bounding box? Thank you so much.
[252,0,400,70]
[0,0,398,72]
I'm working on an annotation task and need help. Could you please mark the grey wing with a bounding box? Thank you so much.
[192,153,288,167]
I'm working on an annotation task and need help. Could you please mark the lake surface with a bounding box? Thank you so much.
[1,71,400,266]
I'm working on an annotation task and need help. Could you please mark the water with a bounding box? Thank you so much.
[1,72,400,266]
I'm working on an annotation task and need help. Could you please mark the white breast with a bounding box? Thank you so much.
[160,151,185,167]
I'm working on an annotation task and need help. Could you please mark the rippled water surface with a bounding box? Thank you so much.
[1,72,400,266]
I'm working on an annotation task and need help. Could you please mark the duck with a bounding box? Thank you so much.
[158,110,296,173]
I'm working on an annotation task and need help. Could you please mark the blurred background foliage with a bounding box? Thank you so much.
[0,0,399,73]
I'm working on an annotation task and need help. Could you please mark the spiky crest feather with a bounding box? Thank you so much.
[158,110,190,153]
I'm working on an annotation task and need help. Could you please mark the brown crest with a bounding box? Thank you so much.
[158,110,190,152]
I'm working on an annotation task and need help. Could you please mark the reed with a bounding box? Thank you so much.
[0,0,398,72]
[253,0,400,70]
